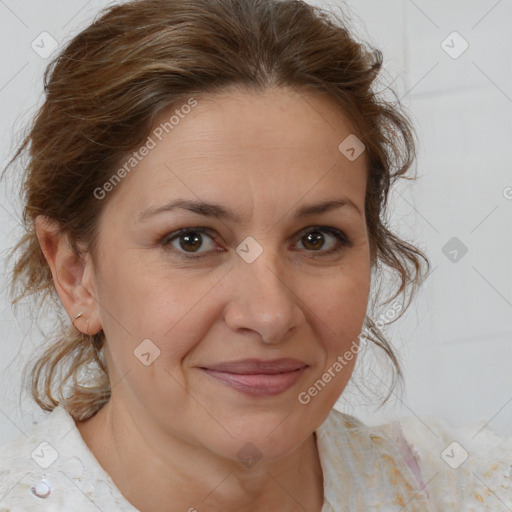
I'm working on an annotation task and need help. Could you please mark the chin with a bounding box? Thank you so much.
[199,411,315,464]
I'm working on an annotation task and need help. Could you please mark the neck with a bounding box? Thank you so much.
[76,398,325,512]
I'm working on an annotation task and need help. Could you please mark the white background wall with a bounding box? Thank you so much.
[0,0,511,449]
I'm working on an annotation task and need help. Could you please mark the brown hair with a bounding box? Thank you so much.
[2,0,429,421]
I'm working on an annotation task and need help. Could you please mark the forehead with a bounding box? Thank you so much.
[159,86,361,162]
[103,86,367,221]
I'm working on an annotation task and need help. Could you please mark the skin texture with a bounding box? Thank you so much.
[35,86,372,512]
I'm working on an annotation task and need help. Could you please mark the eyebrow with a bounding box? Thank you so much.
[137,197,362,223]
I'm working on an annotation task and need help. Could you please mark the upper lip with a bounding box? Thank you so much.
[201,358,308,375]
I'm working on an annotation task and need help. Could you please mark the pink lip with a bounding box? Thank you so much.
[200,358,308,397]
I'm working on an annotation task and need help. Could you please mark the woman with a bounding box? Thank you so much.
[0,0,510,510]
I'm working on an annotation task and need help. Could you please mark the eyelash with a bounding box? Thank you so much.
[160,226,353,260]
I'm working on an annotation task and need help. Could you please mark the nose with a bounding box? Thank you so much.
[223,250,305,345]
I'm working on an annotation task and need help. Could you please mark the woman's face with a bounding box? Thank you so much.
[89,86,371,462]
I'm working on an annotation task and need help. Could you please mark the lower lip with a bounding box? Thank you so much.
[201,367,307,397]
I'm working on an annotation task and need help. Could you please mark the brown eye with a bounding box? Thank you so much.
[178,232,203,252]
[162,225,352,261]
[164,228,217,258]
[295,226,352,256]
[301,231,326,251]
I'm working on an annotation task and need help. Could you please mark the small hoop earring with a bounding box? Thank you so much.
[72,311,84,329]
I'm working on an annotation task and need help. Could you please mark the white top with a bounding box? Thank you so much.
[0,405,511,511]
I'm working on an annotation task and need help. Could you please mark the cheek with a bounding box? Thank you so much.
[301,273,368,408]
[96,247,184,327]
[306,264,370,339]
[97,256,220,374]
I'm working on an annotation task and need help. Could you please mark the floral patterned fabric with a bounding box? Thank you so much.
[0,405,511,511]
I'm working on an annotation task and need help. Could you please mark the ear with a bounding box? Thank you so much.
[34,215,102,335]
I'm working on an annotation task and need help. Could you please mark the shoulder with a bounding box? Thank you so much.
[316,408,512,510]
[389,414,512,510]
[316,408,432,510]
[0,406,138,511]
